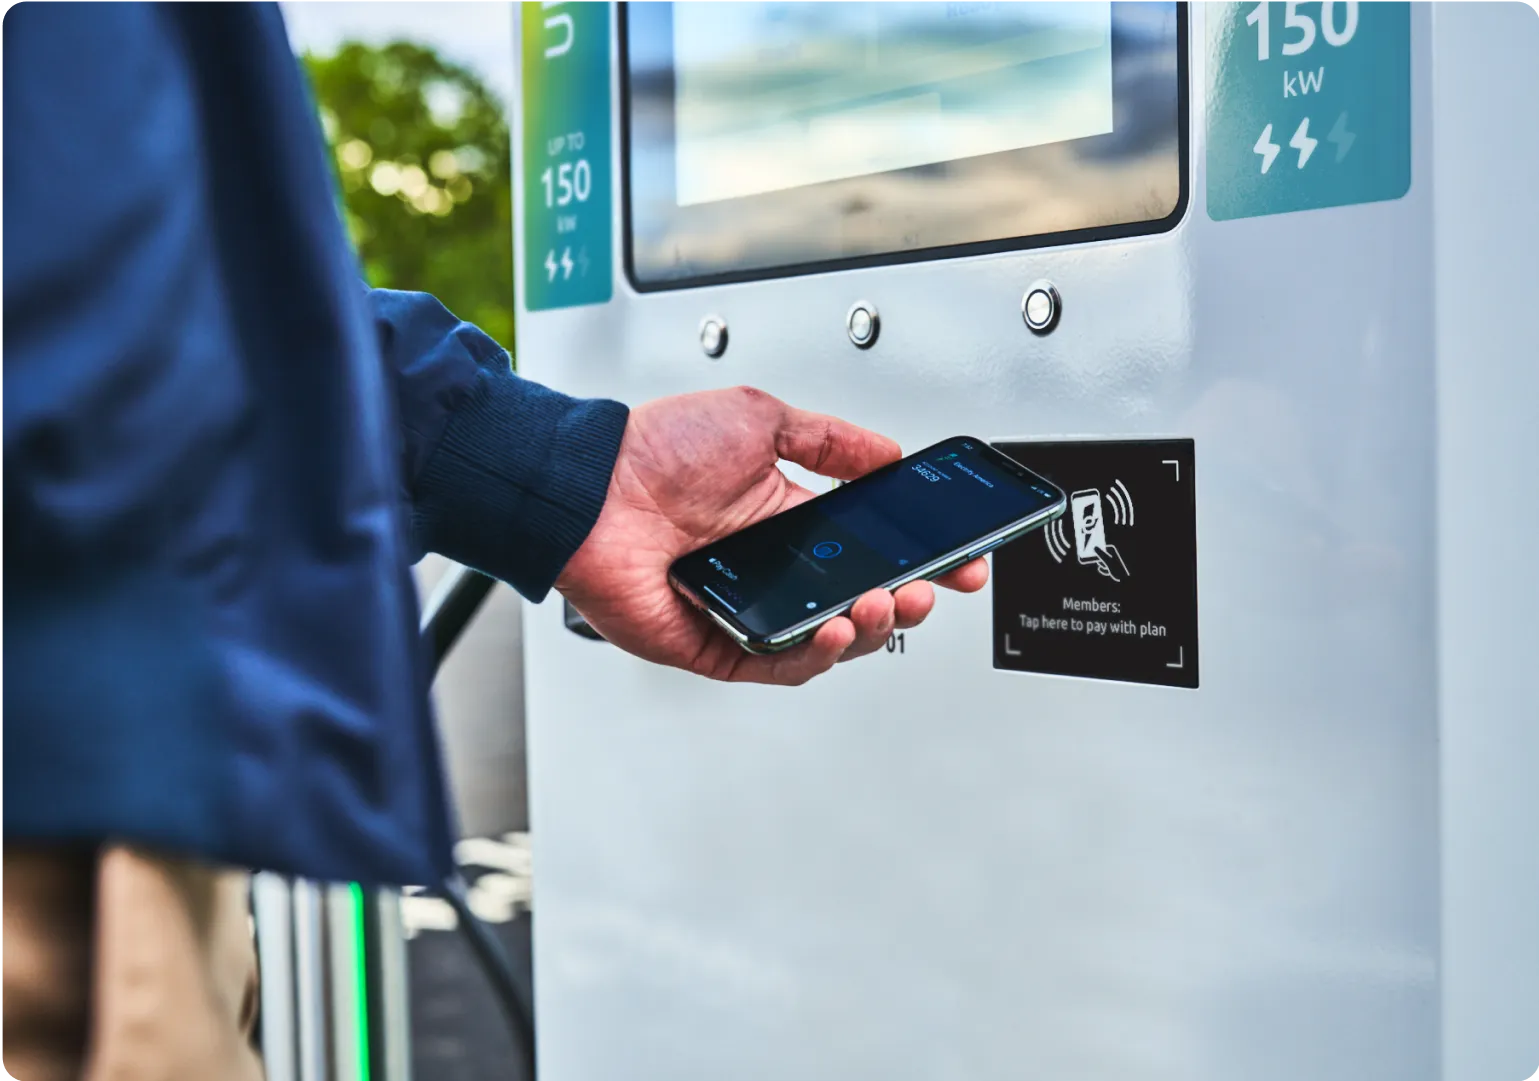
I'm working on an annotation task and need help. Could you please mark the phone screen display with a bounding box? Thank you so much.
[672,438,1063,641]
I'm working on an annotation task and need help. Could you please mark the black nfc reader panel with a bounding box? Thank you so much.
[991,439,1198,689]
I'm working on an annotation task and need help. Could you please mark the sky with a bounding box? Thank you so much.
[280,1,516,106]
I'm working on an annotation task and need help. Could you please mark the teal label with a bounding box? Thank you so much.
[521,2,612,310]
[1206,1,1410,221]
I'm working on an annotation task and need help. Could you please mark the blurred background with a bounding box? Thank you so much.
[285,2,516,350]
[283,6,532,1078]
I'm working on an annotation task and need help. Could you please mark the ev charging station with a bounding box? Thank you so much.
[510,3,1538,1080]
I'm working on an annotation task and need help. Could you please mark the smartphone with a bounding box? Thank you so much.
[1070,489,1106,564]
[668,437,1067,654]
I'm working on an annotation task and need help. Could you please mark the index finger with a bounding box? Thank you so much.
[773,403,902,481]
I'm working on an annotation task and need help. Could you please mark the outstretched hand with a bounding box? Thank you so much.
[554,387,988,685]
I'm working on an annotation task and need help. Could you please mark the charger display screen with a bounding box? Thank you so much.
[623,2,1186,288]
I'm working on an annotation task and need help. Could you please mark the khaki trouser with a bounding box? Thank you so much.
[3,844,263,1081]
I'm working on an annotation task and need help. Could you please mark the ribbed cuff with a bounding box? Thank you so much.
[412,364,628,602]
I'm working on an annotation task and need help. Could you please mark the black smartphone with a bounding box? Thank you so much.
[668,437,1067,654]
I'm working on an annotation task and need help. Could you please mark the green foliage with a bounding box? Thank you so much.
[303,41,514,355]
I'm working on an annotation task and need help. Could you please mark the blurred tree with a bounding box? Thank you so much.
[303,41,515,355]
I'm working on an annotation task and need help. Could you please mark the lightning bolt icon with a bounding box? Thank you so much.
[1254,123,1280,175]
[1289,117,1318,169]
[1327,112,1356,162]
[559,247,574,280]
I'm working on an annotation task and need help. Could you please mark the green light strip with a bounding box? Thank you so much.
[350,883,372,1081]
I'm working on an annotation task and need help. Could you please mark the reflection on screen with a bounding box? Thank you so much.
[672,2,1113,205]
[625,2,1185,287]
[676,439,1060,638]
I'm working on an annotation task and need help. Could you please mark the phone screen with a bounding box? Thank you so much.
[671,438,1063,642]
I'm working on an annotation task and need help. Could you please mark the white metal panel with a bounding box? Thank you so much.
[1431,4,1539,1079]
[513,4,1533,1079]
[254,873,299,1081]
[294,879,331,1081]
[375,891,415,1080]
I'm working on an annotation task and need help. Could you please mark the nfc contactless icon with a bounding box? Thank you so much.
[812,541,842,559]
[1044,480,1135,583]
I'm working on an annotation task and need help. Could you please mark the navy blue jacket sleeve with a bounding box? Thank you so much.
[366,289,628,601]
[3,1,623,883]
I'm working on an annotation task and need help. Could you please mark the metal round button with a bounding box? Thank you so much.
[1021,281,1061,335]
[699,315,728,358]
[846,302,880,349]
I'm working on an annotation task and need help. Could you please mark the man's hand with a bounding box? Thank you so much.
[555,387,988,685]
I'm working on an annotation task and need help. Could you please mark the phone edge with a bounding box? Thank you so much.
[669,493,1068,655]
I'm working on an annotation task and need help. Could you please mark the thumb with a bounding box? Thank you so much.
[773,403,902,481]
